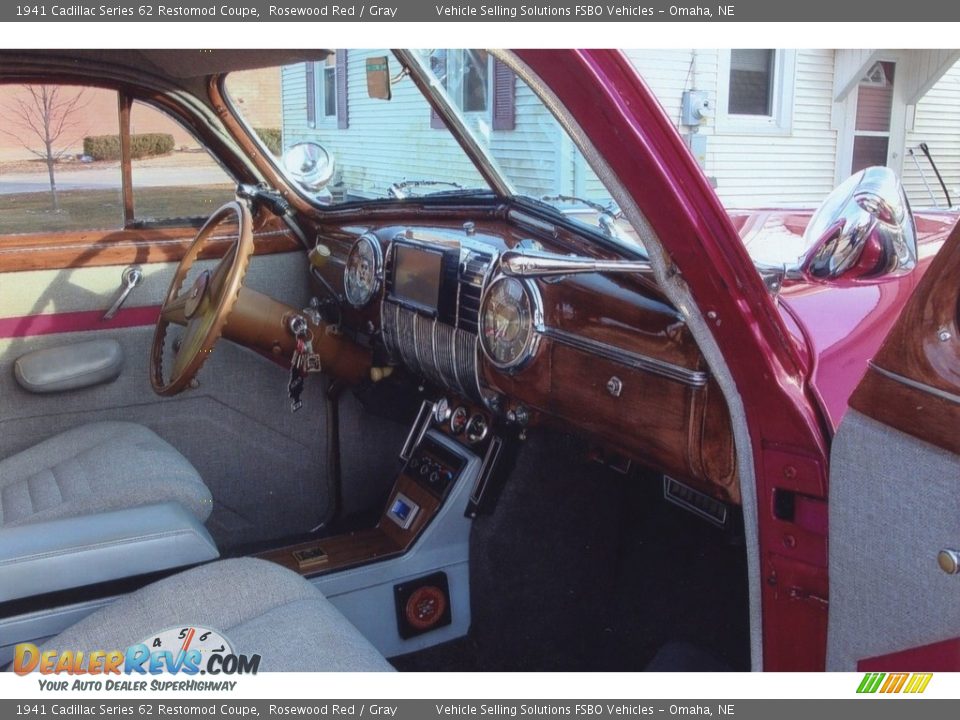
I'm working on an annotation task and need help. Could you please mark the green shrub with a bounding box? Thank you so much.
[254,127,282,156]
[83,133,175,161]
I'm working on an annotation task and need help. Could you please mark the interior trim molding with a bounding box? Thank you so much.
[0,306,160,339]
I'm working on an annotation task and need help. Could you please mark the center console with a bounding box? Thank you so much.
[259,398,488,578]
[257,398,506,656]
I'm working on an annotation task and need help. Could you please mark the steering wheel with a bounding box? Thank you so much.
[150,200,254,396]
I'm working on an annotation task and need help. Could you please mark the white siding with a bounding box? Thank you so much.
[624,49,839,209]
[902,60,960,209]
[281,50,567,200]
[283,52,483,200]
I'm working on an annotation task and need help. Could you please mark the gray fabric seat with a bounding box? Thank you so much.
[0,421,211,527]
[45,557,394,672]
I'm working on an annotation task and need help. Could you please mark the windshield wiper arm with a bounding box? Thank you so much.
[540,193,620,216]
[389,180,464,199]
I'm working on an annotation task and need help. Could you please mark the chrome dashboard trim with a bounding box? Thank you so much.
[540,327,709,387]
[477,274,545,373]
[869,363,960,405]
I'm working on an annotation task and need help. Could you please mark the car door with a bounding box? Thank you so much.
[0,81,328,550]
[826,219,960,671]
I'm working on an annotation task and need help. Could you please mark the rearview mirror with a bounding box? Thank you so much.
[365,55,392,100]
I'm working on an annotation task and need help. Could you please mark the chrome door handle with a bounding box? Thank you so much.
[103,266,143,321]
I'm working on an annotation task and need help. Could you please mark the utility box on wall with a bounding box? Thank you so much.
[681,90,712,127]
[684,133,707,168]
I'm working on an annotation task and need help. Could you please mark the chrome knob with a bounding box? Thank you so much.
[938,549,960,575]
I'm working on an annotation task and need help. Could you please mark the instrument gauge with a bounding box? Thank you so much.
[449,406,469,435]
[343,234,382,308]
[465,413,489,444]
[433,398,452,424]
[479,276,542,370]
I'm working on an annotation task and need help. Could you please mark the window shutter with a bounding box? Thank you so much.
[305,62,316,128]
[430,52,447,129]
[336,50,349,130]
[492,59,516,131]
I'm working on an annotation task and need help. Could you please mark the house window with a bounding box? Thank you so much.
[321,55,337,119]
[717,49,796,134]
[306,51,348,130]
[430,50,515,131]
[449,50,490,113]
[729,49,774,115]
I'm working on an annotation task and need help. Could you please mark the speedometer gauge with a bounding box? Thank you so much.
[344,234,382,308]
[479,276,542,370]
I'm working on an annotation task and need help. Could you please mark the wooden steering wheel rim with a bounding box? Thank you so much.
[150,200,254,396]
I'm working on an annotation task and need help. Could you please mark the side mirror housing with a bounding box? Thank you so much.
[799,166,918,280]
[282,142,336,194]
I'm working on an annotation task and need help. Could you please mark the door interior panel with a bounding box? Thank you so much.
[0,250,355,551]
[827,223,960,670]
[826,410,960,670]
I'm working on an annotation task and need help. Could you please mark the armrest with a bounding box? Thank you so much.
[14,339,123,394]
[0,503,219,602]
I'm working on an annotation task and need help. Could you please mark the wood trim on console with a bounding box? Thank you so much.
[259,475,442,578]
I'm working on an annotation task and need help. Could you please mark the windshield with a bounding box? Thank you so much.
[224,49,643,251]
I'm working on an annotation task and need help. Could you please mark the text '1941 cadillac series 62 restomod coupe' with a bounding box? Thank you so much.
[0,49,957,674]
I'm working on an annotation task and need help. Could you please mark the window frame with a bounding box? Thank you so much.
[716,49,797,136]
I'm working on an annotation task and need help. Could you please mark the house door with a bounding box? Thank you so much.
[849,61,897,175]
[826,220,960,671]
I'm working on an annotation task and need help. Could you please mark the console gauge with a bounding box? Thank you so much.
[433,398,452,424]
[449,406,469,435]
[465,413,489,444]
[343,233,382,308]
[479,276,541,370]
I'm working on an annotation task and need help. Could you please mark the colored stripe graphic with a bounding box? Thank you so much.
[857,673,885,693]
[857,672,932,694]
[0,306,160,339]
[904,673,933,694]
[880,673,908,693]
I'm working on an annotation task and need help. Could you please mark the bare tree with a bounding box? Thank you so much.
[0,85,88,212]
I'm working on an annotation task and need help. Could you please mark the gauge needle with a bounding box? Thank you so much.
[180,628,196,654]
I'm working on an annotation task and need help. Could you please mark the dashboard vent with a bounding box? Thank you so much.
[457,250,492,335]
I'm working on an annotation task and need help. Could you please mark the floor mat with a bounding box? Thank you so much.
[393,431,750,672]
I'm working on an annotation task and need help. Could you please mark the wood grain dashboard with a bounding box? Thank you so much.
[307,205,739,503]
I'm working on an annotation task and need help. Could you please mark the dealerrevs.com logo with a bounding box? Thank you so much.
[14,626,260,689]
[857,672,933,694]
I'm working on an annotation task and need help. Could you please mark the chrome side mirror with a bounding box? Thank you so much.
[282,142,336,193]
[799,166,917,280]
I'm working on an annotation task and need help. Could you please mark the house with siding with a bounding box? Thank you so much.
[279,50,960,211]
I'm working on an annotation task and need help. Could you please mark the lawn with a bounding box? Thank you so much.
[0,185,236,235]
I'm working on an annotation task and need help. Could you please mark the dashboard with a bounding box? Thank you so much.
[308,206,738,505]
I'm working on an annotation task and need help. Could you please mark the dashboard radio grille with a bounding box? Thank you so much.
[384,302,482,403]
